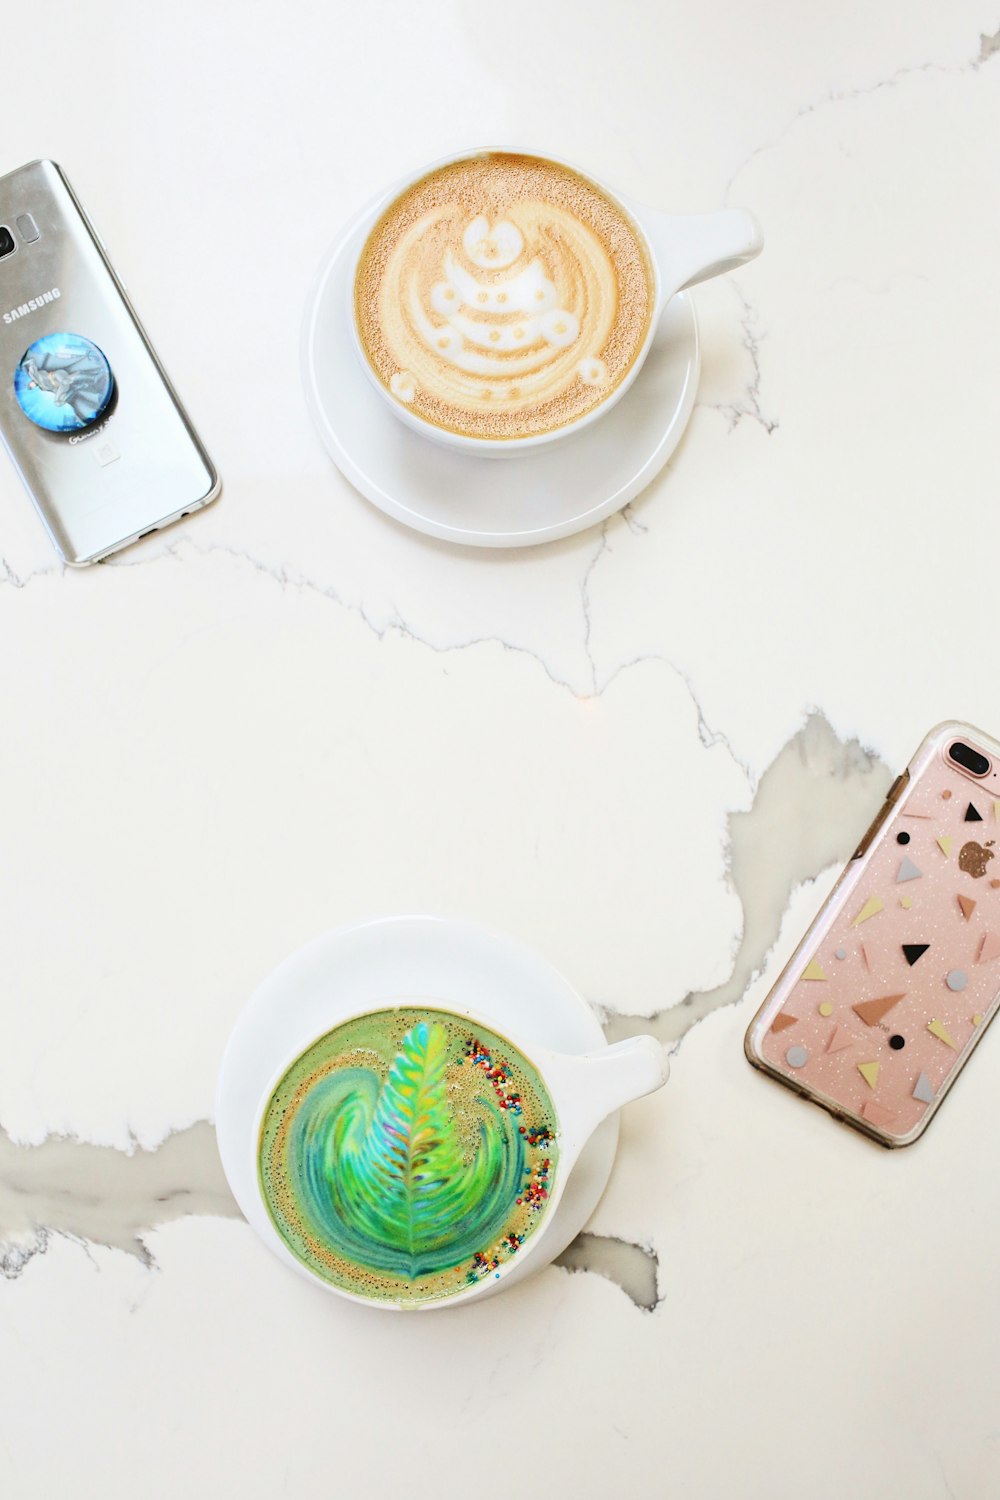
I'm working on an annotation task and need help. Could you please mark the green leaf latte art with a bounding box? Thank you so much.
[258,1009,559,1303]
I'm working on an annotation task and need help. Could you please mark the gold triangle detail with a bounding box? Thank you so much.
[852,896,884,927]
[801,958,827,981]
[937,836,953,857]
[858,1061,880,1089]
[927,1018,958,1049]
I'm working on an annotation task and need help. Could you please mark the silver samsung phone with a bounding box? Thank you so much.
[0,160,218,564]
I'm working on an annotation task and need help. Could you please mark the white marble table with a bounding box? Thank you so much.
[3,5,1000,1496]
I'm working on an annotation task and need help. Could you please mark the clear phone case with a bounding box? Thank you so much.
[745,722,1000,1146]
[0,160,218,563]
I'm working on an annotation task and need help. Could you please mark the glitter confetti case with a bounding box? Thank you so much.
[745,722,1000,1147]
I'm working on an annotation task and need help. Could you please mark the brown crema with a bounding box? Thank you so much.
[354,153,656,441]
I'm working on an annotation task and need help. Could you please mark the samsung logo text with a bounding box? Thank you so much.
[3,287,61,324]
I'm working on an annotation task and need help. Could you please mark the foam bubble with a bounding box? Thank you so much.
[578,357,608,386]
[540,308,580,349]
[389,370,416,401]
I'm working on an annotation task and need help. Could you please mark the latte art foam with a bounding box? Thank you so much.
[354,154,656,441]
[259,1008,559,1304]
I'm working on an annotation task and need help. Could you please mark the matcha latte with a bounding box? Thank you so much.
[258,1008,559,1304]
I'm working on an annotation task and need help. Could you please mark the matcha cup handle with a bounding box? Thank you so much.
[543,1035,669,1156]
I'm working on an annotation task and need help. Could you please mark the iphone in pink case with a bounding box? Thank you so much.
[745,722,1000,1146]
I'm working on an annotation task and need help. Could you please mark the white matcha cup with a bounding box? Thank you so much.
[217,924,669,1312]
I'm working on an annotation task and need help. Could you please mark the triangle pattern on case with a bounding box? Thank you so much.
[852,993,905,1027]
[927,1018,958,1049]
[912,1072,935,1104]
[977,932,1000,964]
[852,896,884,926]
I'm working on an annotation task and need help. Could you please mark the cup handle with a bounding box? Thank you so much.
[645,207,764,295]
[547,1036,669,1150]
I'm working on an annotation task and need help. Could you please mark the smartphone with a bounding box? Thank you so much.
[745,721,1000,1146]
[0,160,218,564]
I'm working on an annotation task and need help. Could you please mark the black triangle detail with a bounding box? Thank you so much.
[902,943,930,966]
[965,802,983,822]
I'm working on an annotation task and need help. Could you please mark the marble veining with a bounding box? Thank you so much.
[0,1122,235,1279]
[553,1233,659,1312]
[605,716,891,1044]
[0,715,885,1309]
[723,17,1000,203]
[700,285,778,435]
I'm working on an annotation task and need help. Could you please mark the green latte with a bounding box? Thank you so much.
[258,1008,559,1304]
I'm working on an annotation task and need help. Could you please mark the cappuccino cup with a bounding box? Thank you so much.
[350,148,763,455]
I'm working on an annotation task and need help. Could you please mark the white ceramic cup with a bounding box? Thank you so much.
[349,147,763,456]
[224,997,667,1312]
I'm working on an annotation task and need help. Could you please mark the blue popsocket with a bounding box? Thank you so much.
[14,332,113,432]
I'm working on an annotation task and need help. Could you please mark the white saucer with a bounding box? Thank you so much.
[301,204,700,549]
[216,915,618,1304]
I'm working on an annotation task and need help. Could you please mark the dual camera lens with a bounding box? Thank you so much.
[0,225,15,260]
[949,741,991,777]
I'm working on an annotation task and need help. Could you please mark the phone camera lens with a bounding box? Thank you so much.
[949,741,991,777]
[0,225,15,259]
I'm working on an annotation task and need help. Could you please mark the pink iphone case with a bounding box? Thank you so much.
[745,722,1000,1146]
